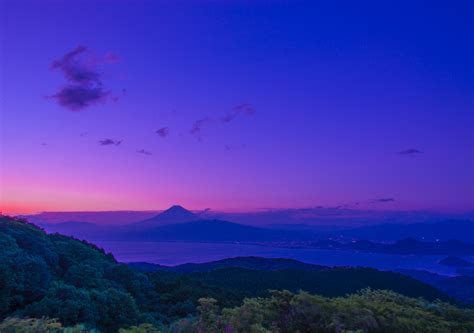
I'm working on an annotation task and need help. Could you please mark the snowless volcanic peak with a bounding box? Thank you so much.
[133,205,198,227]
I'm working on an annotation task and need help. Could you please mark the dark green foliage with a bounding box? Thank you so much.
[1,215,473,332]
[0,317,98,333]
[91,288,141,333]
[148,266,450,320]
[191,289,474,333]
[118,323,161,333]
[64,264,105,289]
[24,282,98,326]
[0,216,153,332]
[0,219,54,315]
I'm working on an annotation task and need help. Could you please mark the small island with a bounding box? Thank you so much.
[439,256,474,267]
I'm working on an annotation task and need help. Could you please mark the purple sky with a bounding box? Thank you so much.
[1,0,473,214]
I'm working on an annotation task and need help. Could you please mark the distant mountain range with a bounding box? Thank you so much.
[270,238,474,256]
[349,238,474,255]
[38,205,311,242]
[128,219,309,242]
[23,210,159,225]
[32,205,474,255]
[269,220,474,243]
[332,219,474,243]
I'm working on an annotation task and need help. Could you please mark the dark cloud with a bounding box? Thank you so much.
[398,149,423,155]
[99,139,121,146]
[49,45,117,111]
[137,149,152,155]
[156,127,170,138]
[191,103,255,140]
[50,85,110,111]
[51,46,99,85]
[373,198,395,203]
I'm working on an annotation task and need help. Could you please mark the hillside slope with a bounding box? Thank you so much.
[129,256,326,273]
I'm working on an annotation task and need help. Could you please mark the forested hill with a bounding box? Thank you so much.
[1,215,473,332]
[128,256,326,273]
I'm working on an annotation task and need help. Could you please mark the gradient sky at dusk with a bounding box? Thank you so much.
[1,0,473,214]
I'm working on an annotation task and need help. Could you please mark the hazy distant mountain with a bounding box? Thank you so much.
[22,210,160,225]
[133,219,308,242]
[266,238,474,256]
[351,238,474,255]
[33,209,311,242]
[27,208,474,248]
[270,219,474,243]
[39,221,110,240]
[41,221,97,232]
[337,220,474,242]
[133,205,199,228]
[128,256,325,273]
[267,224,349,233]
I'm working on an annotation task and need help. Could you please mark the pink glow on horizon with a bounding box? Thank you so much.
[1,1,472,217]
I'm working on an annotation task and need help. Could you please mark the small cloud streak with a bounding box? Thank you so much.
[398,149,423,155]
[221,103,256,123]
[137,149,152,155]
[99,139,121,146]
[190,118,213,141]
[156,127,170,138]
[49,45,118,111]
[191,103,256,140]
[373,198,395,203]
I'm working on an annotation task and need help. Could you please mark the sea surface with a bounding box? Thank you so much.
[94,240,472,276]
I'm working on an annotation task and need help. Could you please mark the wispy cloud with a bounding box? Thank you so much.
[190,118,213,141]
[372,198,395,203]
[99,138,121,146]
[48,45,118,111]
[221,103,256,123]
[398,149,423,156]
[137,149,152,155]
[156,127,170,138]
[191,103,256,140]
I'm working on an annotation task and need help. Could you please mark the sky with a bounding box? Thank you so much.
[0,0,473,215]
